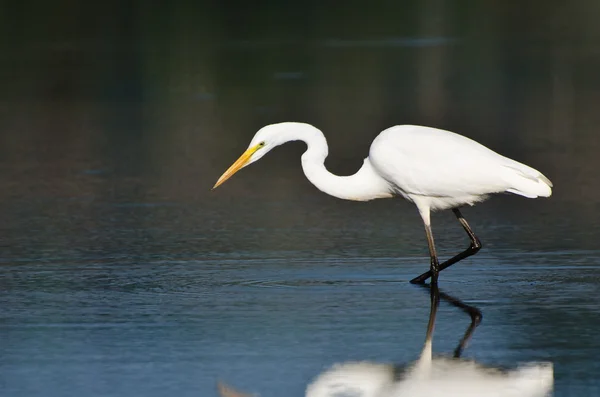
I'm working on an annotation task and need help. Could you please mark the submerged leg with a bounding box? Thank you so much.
[410,208,482,284]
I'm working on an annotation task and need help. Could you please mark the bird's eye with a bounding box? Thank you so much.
[258,141,265,147]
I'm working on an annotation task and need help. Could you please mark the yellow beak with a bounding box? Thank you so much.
[212,144,261,190]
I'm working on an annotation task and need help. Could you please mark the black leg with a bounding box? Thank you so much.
[410,208,482,284]
[417,283,483,359]
[422,223,440,285]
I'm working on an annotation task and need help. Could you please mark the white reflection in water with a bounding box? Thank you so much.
[220,284,553,397]
[306,358,552,397]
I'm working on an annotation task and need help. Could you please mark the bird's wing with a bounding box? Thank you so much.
[369,126,512,198]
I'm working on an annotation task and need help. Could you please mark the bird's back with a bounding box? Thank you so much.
[368,125,551,207]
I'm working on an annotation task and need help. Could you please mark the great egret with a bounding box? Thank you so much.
[213,122,553,283]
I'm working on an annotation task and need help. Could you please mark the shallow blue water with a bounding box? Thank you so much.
[1,196,600,397]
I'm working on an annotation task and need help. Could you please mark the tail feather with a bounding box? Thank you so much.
[538,173,553,188]
[502,163,553,198]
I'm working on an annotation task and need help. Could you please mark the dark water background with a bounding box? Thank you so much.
[1,2,600,396]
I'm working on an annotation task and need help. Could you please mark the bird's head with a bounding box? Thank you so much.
[212,123,292,189]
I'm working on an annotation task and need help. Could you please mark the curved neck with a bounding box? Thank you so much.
[280,123,392,201]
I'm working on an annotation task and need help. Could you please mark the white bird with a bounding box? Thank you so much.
[213,122,553,283]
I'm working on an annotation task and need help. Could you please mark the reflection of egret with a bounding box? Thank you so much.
[305,283,553,397]
[217,283,553,397]
[213,123,552,283]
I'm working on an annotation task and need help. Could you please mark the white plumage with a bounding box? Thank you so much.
[213,122,553,283]
[370,125,552,209]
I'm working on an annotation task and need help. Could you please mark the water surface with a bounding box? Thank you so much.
[2,2,600,396]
